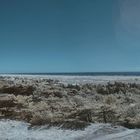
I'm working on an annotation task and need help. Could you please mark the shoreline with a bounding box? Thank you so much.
[1,74,140,84]
[0,75,140,130]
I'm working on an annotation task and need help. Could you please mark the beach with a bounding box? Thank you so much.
[0,75,140,139]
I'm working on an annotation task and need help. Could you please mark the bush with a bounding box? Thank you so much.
[0,85,35,96]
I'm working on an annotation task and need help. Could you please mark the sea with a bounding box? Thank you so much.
[0,72,140,140]
[2,72,140,85]
[5,72,140,76]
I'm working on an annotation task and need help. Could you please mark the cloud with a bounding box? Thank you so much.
[115,0,140,47]
[119,0,140,32]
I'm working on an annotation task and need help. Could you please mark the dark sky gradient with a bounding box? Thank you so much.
[0,0,140,72]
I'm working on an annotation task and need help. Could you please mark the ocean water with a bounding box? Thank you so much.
[0,120,139,140]
[5,72,140,76]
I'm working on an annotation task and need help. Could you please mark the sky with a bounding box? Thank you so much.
[0,0,140,73]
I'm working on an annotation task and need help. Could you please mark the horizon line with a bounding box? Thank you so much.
[1,71,140,76]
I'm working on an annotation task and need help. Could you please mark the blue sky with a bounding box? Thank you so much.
[0,0,140,72]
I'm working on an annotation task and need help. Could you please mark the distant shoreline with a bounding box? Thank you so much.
[1,74,140,85]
